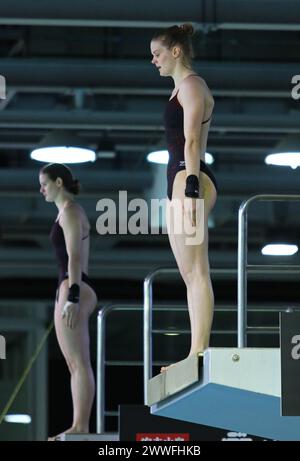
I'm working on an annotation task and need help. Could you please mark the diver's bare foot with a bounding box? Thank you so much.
[48,427,88,441]
[160,352,204,373]
[160,363,175,373]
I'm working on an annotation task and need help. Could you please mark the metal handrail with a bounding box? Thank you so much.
[238,194,300,348]
[97,301,186,433]
[97,304,144,433]
[98,301,199,433]
[98,294,292,430]
[143,268,179,399]
[143,267,242,402]
[98,299,243,432]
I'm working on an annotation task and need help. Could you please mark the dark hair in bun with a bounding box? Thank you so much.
[40,163,81,195]
[179,23,194,35]
[152,23,195,64]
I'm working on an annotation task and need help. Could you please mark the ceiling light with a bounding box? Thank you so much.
[205,153,214,165]
[30,130,96,164]
[261,244,298,256]
[265,135,300,169]
[265,153,300,170]
[4,414,31,424]
[147,150,168,164]
[147,150,214,165]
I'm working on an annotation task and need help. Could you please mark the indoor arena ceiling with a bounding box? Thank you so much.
[0,0,300,283]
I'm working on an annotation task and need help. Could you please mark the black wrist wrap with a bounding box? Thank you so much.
[68,283,80,303]
[185,175,199,198]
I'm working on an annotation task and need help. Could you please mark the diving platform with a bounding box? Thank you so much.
[147,348,300,441]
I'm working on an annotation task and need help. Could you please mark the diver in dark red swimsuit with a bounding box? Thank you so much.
[39,163,97,440]
[151,24,217,372]
[50,217,94,301]
[164,84,218,200]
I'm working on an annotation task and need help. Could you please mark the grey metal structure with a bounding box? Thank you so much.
[97,304,146,434]
[237,194,300,347]
[144,195,300,401]
[143,268,178,396]
[143,267,242,387]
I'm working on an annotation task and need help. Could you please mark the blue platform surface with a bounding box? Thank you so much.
[149,348,300,441]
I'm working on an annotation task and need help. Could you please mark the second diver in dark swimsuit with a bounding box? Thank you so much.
[50,219,95,301]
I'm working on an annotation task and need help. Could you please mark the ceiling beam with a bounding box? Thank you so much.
[8,86,292,99]
[0,111,298,133]
[0,0,299,30]
[0,59,296,92]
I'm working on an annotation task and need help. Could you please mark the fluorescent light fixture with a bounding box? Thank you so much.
[261,244,298,256]
[265,153,300,170]
[147,150,214,165]
[31,147,96,163]
[4,414,31,424]
[147,150,168,164]
[30,130,96,164]
[205,152,214,165]
[265,135,300,169]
